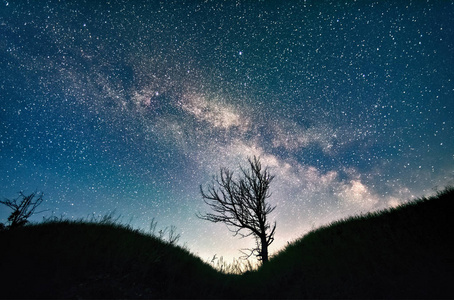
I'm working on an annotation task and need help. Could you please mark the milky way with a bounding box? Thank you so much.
[1,0,453,262]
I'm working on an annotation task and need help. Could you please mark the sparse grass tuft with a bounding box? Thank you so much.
[209,255,257,275]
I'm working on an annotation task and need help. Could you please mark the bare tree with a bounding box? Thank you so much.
[0,192,45,229]
[197,156,276,263]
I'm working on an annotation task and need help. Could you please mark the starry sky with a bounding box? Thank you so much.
[1,0,453,263]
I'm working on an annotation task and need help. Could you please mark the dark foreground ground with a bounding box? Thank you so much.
[1,187,453,298]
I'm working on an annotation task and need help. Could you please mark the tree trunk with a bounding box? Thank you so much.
[260,236,269,263]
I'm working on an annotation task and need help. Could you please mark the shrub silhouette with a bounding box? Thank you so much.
[0,192,45,229]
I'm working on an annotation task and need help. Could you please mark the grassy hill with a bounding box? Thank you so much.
[0,220,237,299]
[243,187,454,298]
[0,187,453,298]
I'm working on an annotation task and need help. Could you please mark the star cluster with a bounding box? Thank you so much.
[1,0,453,262]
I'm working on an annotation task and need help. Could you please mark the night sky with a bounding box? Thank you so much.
[1,0,453,263]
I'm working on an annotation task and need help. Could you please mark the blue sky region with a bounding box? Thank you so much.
[1,0,453,262]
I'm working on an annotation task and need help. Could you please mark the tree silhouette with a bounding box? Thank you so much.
[198,156,276,263]
[0,192,45,229]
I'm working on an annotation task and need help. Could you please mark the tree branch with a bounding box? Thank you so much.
[197,156,277,263]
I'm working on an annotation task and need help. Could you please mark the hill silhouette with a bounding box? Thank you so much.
[0,220,236,298]
[242,187,454,298]
[1,187,453,298]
